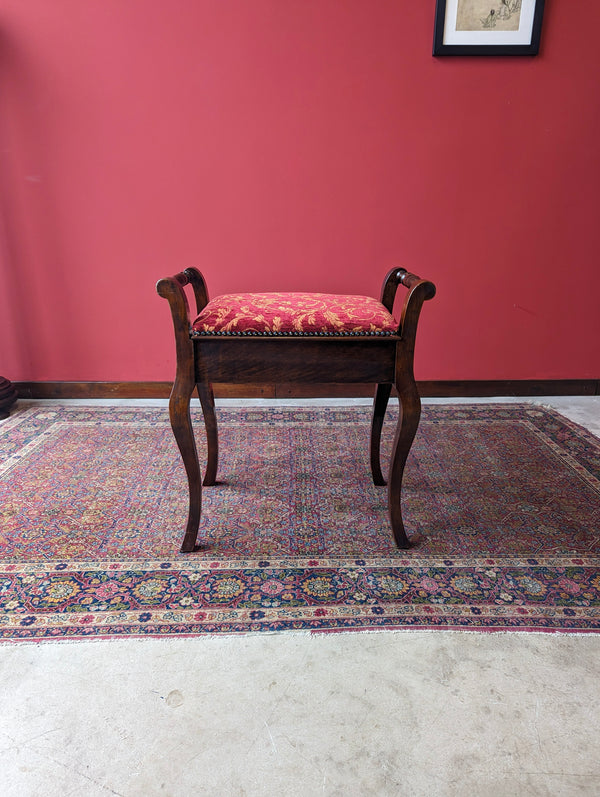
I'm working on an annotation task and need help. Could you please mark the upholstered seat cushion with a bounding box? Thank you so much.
[191,292,398,337]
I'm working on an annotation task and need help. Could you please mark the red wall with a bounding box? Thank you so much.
[1,1,599,383]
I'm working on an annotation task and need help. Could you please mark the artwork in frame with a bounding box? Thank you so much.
[433,0,545,56]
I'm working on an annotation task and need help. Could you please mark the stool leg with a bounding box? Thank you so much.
[197,381,219,486]
[170,376,202,553]
[370,383,392,486]
[388,377,422,549]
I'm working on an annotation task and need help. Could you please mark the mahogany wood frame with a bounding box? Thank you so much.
[157,267,436,553]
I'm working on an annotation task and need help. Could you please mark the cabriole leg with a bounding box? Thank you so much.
[197,381,219,486]
[169,376,202,552]
[370,383,392,486]
[388,378,422,549]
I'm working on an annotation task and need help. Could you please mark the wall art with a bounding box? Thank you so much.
[433,0,545,55]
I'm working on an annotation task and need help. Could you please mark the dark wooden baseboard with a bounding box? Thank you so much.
[14,379,600,399]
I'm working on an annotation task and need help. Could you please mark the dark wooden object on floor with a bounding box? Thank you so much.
[157,267,436,552]
[0,377,17,419]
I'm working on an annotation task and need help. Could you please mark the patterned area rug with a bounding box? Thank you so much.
[1,403,599,640]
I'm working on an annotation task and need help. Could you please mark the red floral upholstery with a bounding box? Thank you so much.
[191,292,397,337]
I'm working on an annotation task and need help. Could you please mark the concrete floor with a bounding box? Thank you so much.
[1,396,599,797]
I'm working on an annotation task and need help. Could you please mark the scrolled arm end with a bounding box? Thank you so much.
[398,269,436,301]
[380,267,436,310]
[156,268,210,330]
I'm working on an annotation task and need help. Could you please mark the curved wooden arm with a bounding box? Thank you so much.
[182,267,210,315]
[156,267,210,328]
[380,266,436,342]
[156,268,210,365]
[380,267,406,312]
[166,267,210,313]
[380,267,435,309]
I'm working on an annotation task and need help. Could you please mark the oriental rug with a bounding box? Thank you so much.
[0,403,599,641]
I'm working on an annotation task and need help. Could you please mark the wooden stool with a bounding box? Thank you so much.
[157,267,436,552]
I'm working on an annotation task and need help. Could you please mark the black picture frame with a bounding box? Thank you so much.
[433,0,545,56]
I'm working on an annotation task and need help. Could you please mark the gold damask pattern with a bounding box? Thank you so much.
[191,292,398,336]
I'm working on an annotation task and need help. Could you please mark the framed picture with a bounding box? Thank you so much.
[433,0,545,56]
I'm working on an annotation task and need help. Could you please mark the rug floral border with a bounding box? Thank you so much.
[3,555,600,641]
